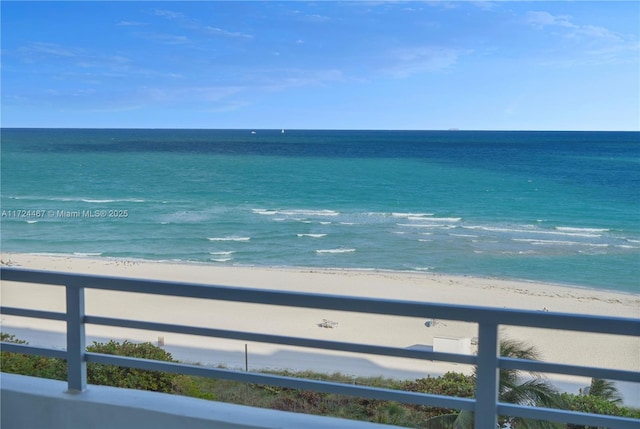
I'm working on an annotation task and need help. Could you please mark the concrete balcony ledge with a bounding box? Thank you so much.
[1,373,399,429]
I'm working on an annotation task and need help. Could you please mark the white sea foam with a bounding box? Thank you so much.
[397,223,452,229]
[556,226,610,233]
[253,208,339,217]
[210,251,236,255]
[316,248,356,254]
[513,238,609,247]
[73,252,102,257]
[211,258,233,262]
[207,237,251,242]
[10,195,139,203]
[26,220,38,224]
[405,216,461,222]
[297,233,327,238]
[392,212,434,218]
[464,225,602,238]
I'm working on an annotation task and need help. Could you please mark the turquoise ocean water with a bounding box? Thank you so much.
[1,129,639,293]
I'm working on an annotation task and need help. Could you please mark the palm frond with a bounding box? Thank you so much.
[584,378,622,405]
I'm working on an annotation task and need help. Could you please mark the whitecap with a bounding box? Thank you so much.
[26,220,38,224]
[392,212,434,218]
[397,223,450,228]
[210,251,236,255]
[73,252,102,257]
[207,237,251,242]
[513,238,608,247]
[211,258,233,262]
[253,208,339,217]
[297,233,327,238]
[464,225,601,238]
[556,226,609,233]
[316,248,356,254]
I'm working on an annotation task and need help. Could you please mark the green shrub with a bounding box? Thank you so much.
[403,372,476,398]
[0,333,67,381]
[1,334,181,394]
[86,340,177,393]
[560,392,640,428]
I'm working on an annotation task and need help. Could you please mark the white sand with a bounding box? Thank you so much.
[1,253,638,405]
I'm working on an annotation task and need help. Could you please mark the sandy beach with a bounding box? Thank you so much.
[1,252,638,406]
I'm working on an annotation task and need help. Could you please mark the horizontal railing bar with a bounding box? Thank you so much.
[3,267,638,335]
[500,356,640,383]
[0,342,68,360]
[0,306,67,322]
[2,267,639,427]
[498,402,639,429]
[85,353,476,411]
[84,315,477,365]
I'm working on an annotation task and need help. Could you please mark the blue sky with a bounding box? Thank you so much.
[2,1,639,130]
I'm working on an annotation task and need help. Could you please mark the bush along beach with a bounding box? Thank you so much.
[1,334,638,428]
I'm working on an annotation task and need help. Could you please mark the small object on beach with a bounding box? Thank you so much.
[319,319,338,328]
[157,336,165,347]
[424,319,434,327]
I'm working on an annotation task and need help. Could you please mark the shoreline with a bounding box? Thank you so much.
[3,251,638,299]
[1,252,638,406]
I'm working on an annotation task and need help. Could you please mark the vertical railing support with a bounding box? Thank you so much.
[475,322,499,428]
[66,285,87,392]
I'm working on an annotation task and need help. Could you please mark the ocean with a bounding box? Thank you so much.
[1,128,639,293]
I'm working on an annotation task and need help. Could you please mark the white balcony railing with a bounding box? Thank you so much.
[1,267,638,428]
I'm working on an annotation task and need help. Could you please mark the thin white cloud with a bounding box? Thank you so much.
[21,42,79,58]
[386,46,468,78]
[154,9,185,20]
[526,10,625,42]
[139,85,244,104]
[526,10,638,65]
[116,21,147,27]
[526,11,576,29]
[143,33,190,45]
[152,8,253,41]
[304,14,331,22]
[204,26,253,39]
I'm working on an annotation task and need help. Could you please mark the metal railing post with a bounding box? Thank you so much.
[475,322,499,428]
[66,285,87,392]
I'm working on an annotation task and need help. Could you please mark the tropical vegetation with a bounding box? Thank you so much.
[1,333,638,428]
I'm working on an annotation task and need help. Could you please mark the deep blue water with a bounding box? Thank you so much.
[2,128,639,293]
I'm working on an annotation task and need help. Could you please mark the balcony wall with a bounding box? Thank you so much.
[1,373,398,429]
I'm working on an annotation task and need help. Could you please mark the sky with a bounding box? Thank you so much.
[1,1,639,130]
